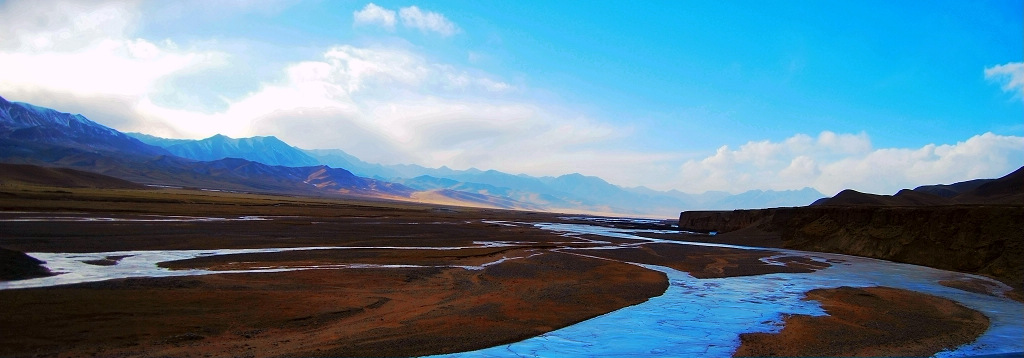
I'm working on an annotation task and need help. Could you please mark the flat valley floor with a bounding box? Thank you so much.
[0,185,1013,357]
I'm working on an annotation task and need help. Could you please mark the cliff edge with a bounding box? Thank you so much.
[679,167,1024,290]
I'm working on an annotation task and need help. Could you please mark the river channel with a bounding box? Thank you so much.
[2,217,1021,357]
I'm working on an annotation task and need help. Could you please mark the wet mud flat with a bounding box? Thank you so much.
[0,253,667,357]
[734,286,989,357]
[0,186,1019,357]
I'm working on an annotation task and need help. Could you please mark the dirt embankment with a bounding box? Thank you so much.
[676,209,778,234]
[734,286,990,357]
[0,252,667,358]
[679,206,1024,291]
[782,206,1023,287]
[570,243,829,279]
[0,247,52,281]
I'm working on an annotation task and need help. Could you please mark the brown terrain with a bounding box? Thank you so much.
[573,243,830,279]
[0,164,1003,357]
[679,166,1024,296]
[0,163,146,190]
[734,286,990,357]
[1,254,667,357]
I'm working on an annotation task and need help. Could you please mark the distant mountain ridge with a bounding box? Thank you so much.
[2,95,827,216]
[0,95,525,209]
[128,133,320,167]
[1,96,167,157]
[129,134,830,216]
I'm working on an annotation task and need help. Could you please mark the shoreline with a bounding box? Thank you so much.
[2,186,1021,357]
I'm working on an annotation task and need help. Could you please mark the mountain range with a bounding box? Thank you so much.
[128,131,826,216]
[3,95,825,216]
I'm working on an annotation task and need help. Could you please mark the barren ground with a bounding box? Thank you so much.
[0,184,994,357]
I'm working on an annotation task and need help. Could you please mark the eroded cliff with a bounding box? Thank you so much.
[678,167,1024,290]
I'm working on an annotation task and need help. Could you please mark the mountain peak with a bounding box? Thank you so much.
[1,96,167,156]
[135,133,320,168]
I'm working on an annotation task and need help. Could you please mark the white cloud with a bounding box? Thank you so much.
[399,6,459,37]
[985,62,1024,100]
[226,46,599,167]
[0,0,137,52]
[353,3,396,30]
[352,3,459,37]
[0,0,606,175]
[674,131,1024,195]
[3,0,1019,198]
[0,0,225,131]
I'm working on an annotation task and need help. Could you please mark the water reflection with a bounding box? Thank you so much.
[432,221,1024,358]
[2,218,1020,357]
[0,242,522,290]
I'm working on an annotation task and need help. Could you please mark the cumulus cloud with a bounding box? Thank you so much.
[985,62,1024,100]
[0,0,224,133]
[3,0,1020,197]
[201,45,605,168]
[398,6,459,37]
[674,131,1024,195]
[352,3,459,37]
[353,3,396,30]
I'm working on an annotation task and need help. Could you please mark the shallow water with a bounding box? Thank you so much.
[431,221,1024,358]
[2,217,1021,356]
[0,242,525,290]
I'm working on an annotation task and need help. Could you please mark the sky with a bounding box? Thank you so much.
[0,0,1022,196]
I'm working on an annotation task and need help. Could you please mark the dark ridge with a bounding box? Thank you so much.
[679,166,1024,291]
[0,163,146,189]
[0,247,53,281]
[913,179,991,198]
[819,189,898,206]
[955,166,1024,205]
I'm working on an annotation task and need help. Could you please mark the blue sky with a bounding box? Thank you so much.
[1,0,1021,195]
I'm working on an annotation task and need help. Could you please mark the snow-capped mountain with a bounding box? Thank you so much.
[0,96,167,156]
[129,133,320,167]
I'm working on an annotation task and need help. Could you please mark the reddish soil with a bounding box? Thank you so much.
[0,185,998,357]
[940,278,1005,297]
[571,243,829,278]
[733,286,989,357]
[0,252,667,357]
[940,277,1024,303]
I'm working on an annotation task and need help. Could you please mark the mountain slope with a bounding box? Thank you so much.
[1,96,167,157]
[811,167,1023,207]
[0,97,414,199]
[131,131,829,216]
[3,96,826,216]
[0,163,146,189]
[129,133,320,167]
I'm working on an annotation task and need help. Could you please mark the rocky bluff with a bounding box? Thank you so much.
[679,167,1024,291]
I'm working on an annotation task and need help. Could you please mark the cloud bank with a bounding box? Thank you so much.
[675,131,1024,195]
[985,62,1024,100]
[0,0,1020,198]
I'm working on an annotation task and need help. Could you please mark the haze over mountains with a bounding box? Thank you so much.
[2,95,830,216]
[128,127,826,216]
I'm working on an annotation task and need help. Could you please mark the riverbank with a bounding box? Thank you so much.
[734,286,990,357]
[1,184,1017,357]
